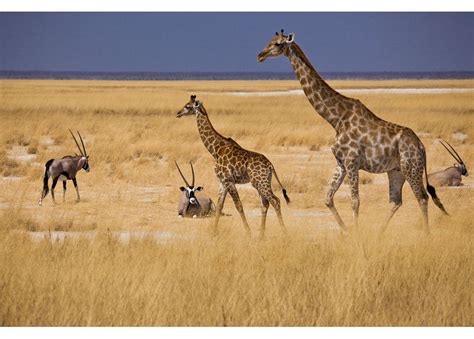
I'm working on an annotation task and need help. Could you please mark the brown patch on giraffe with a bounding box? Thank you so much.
[339,134,349,144]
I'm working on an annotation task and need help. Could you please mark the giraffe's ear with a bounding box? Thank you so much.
[286,33,295,43]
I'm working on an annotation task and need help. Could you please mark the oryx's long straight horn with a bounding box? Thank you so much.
[175,161,190,187]
[440,140,464,164]
[77,130,87,156]
[69,129,84,156]
[190,161,195,187]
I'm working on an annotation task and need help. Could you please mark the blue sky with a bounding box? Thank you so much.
[0,12,472,72]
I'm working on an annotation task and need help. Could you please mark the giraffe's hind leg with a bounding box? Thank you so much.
[401,159,430,234]
[251,174,286,238]
[325,160,347,230]
[226,183,251,237]
[258,195,269,240]
[346,161,360,228]
[380,170,405,235]
[267,193,286,235]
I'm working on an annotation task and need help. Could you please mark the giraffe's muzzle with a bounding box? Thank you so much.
[257,52,267,62]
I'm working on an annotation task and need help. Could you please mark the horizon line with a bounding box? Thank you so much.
[1,70,473,81]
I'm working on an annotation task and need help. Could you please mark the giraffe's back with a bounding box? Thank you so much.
[215,144,272,184]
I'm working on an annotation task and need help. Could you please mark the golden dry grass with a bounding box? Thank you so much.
[0,79,473,326]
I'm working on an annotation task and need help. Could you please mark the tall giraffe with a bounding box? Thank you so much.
[257,30,448,234]
[176,95,289,238]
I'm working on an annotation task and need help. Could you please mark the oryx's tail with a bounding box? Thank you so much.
[423,149,449,215]
[42,159,54,197]
[272,166,290,204]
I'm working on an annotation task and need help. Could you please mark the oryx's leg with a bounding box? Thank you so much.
[72,178,80,202]
[211,181,228,235]
[380,170,405,235]
[226,183,251,237]
[51,176,59,204]
[346,161,360,228]
[62,180,67,203]
[325,160,347,230]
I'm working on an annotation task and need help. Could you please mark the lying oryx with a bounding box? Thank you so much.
[428,140,468,187]
[176,161,216,218]
[39,130,90,205]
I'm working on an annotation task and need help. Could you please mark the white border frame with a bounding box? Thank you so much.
[1,0,473,12]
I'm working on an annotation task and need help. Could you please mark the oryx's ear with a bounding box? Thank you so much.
[196,186,203,191]
[86,155,89,159]
[286,33,295,43]
[179,186,186,191]
[193,100,201,108]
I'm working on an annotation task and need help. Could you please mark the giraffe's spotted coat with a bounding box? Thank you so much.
[257,31,448,233]
[176,96,289,239]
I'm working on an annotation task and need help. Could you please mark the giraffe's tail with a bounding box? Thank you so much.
[423,148,449,216]
[272,167,290,204]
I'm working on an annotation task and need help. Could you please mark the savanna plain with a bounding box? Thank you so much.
[0,79,472,326]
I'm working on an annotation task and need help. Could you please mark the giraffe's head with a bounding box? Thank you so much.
[257,29,295,62]
[176,95,206,118]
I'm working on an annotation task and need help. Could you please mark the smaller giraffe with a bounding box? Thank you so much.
[176,95,289,239]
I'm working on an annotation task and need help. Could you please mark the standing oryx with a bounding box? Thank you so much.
[39,130,90,206]
[428,140,468,187]
[176,161,216,218]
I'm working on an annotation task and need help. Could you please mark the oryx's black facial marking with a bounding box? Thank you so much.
[179,186,203,205]
[83,159,90,172]
[455,163,468,176]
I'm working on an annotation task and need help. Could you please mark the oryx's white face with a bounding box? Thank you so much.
[179,186,203,205]
[454,163,468,176]
[257,30,295,62]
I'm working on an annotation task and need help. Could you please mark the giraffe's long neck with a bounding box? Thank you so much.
[195,109,229,160]
[286,43,345,129]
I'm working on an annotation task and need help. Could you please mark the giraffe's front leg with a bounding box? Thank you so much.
[211,181,227,235]
[227,183,251,238]
[346,163,360,228]
[325,160,347,230]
